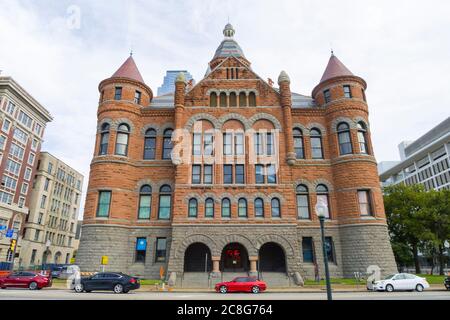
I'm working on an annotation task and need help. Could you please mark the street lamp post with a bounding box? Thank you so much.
[315,200,332,301]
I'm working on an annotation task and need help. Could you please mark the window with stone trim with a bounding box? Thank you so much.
[192,165,201,184]
[221,198,231,218]
[343,85,352,98]
[219,92,227,107]
[296,184,310,219]
[155,237,167,262]
[204,165,213,184]
[144,128,157,159]
[239,92,246,107]
[271,198,281,218]
[135,237,147,263]
[310,128,324,159]
[357,122,369,154]
[188,198,198,218]
[255,164,264,184]
[138,185,152,219]
[205,198,214,218]
[134,90,142,104]
[115,123,130,156]
[302,237,315,263]
[96,191,111,217]
[316,184,330,219]
[114,87,122,100]
[323,89,331,103]
[238,198,247,218]
[210,92,217,107]
[358,190,373,216]
[229,92,237,107]
[158,185,172,220]
[293,128,304,159]
[337,122,352,155]
[254,198,264,218]
[248,92,256,106]
[223,164,233,184]
[162,129,173,160]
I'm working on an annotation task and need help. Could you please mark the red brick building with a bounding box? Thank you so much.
[77,24,397,286]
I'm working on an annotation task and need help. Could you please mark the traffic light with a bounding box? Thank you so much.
[9,239,16,252]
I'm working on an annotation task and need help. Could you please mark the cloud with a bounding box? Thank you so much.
[0,0,449,218]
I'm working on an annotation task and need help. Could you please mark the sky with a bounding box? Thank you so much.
[0,0,449,218]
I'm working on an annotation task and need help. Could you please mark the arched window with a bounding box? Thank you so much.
[316,184,330,219]
[239,92,246,107]
[219,92,227,107]
[248,92,256,106]
[229,92,237,107]
[144,128,157,160]
[293,128,304,159]
[337,122,352,155]
[296,184,310,219]
[115,123,130,156]
[188,198,198,218]
[254,198,264,218]
[221,198,231,218]
[271,198,281,218]
[357,122,369,154]
[205,198,214,218]
[238,198,247,217]
[99,123,110,155]
[310,128,323,159]
[210,92,217,107]
[162,129,173,160]
[158,185,172,220]
[138,185,152,219]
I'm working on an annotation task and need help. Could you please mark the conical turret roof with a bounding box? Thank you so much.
[111,55,145,83]
[319,53,354,83]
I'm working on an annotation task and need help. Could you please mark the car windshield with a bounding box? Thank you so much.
[383,274,395,280]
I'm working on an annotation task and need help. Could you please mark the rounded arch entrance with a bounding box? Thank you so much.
[220,242,249,272]
[258,242,286,272]
[184,243,212,272]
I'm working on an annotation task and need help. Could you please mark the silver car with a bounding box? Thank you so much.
[372,273,430,292]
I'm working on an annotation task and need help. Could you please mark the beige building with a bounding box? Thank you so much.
[20,152,83,267]
[0,77,52,265]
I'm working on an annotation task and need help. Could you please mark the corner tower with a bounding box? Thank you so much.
[313,53,397,277]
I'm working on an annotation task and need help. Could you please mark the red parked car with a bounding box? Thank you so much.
[215,276,267,294]
[0,271,52,290]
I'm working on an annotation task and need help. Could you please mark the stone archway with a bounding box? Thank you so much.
[184,243,212,272]
[258,242,287,272]
[220,242,249,272]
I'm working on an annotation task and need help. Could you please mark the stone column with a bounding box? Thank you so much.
[173,72,186,166]
[249,256,258,277]
[278,71,296,165]
[211,256,221,279]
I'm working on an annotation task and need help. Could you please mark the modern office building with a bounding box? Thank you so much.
[0,77,53,265]
[157,70,193,96]
[19,152,83,267]
[77,23,397,287]
[379,117,450,190]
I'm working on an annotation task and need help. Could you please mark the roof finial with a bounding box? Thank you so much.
[223,22,235,38]
[330,42,334,56]
[130,49,133,56]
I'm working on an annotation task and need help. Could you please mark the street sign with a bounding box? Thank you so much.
[101,256,108,265]
[5,229,13,238]
[0,225,7,231]
[70,258,76,264]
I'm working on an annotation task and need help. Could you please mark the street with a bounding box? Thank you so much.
[0,288,449,300]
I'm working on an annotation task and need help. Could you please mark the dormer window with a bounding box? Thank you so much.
[323,89,331,103]
[343,85,352,98]
[114,87,122,100]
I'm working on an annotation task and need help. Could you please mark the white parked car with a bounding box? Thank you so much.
[372,273,430,292]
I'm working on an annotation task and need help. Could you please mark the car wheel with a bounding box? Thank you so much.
[385,284,394,292]
[415,284,424,292]
[251,286,260,294]
[113,284,124,294]
[123,289,129,294]
[29,282,38,290]
[74,284,84,293]
[219,285,227,294]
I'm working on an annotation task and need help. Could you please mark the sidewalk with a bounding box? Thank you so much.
[48,282,446,293]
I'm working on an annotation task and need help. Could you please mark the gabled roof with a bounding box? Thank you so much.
[319,53,354,83]
[111,56,145,83]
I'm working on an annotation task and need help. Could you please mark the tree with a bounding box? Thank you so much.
[384,184,428,273]
[421,189,450,275]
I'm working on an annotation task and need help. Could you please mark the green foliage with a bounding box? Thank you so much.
[383,184,450,274]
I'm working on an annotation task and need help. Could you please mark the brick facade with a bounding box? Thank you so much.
[77,24,397,286]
